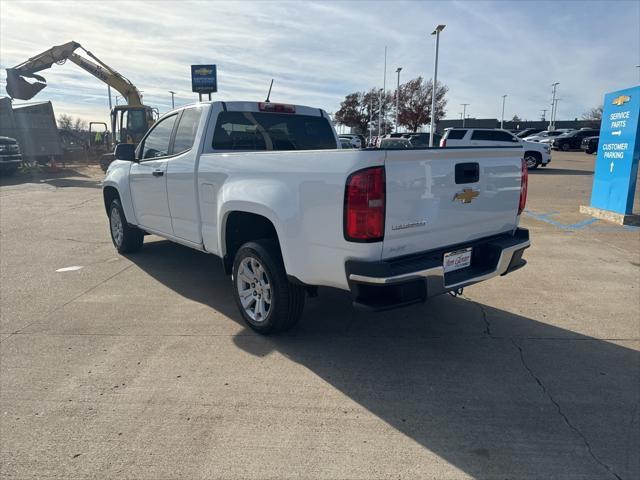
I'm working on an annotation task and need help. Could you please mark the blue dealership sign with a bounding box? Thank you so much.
[191,64,217,93]
[589,85,640,214]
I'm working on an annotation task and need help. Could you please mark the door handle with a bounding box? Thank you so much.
[152,170,164,177]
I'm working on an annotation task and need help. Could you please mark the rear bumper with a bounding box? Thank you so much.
[346,228,530,310]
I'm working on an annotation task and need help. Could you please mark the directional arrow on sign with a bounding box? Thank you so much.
[610,161,614,173]
[612,130,622,136]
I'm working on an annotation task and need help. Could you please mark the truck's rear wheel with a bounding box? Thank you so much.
[232,240,304,334]
[109,199,143,253]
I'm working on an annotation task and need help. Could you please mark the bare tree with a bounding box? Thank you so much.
[73,117,87,132]
[581,105,603,123]
[57,114,87,132]
[395,77,448,132]
[334,88,393,135]
[57,113,74,130]
[511,114,522,122]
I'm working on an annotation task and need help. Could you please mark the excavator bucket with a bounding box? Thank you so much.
[5,68,47,100]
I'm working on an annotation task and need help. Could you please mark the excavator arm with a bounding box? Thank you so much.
[6,41,143,106]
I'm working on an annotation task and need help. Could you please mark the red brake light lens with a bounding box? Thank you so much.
[344,167,385,242]
[258,102,296,113]
[518,158,528,215]
[440,138,446,147]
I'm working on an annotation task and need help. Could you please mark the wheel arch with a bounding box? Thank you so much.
[103,185,120,215]
[221,210,283,275]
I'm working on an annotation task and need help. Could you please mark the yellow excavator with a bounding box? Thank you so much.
[5,41,156,163]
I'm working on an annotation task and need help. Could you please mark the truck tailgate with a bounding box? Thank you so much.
[382,147,522,259]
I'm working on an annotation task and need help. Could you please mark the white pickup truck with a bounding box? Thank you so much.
[103,101,530,334]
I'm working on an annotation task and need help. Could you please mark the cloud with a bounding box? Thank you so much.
[1,0,638,124]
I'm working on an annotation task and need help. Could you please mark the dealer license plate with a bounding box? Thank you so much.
[443,247,472,273]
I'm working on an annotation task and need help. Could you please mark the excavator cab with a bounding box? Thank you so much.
[111,105,154,145]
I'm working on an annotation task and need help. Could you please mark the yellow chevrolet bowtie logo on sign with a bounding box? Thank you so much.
[194,68,213,76]
[454,188,479,204]
[612,95,631,106]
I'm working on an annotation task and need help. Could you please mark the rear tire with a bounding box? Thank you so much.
[109,199,143,253]
[232,240,305,335]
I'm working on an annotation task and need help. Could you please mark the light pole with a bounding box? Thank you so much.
[378,46,387,137]
[553,98,561,126]
[169,91,176,109]
[500,94,507,129]
[461,103,469,127]
[541,109,547,121]
[368,96,373,146]
[429,24,445,147]
[395,67,402,132]
[549,82,559,130]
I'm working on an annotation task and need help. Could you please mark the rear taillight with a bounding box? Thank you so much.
[440,138,446,147]
[518,158,528,215]
[344,166,385,242]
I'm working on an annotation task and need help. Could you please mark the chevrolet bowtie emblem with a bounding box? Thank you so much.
[454,188,479,204]
[612,95,630,106]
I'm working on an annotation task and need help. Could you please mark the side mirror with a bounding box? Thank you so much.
[114,143,136,162]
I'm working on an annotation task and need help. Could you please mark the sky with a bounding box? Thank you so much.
[1,0,639,126]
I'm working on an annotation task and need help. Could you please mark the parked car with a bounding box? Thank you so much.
[581,136,599,154]
[552,129,600,151]
[340,138,354,149]
[338,134,363,149]
[406,133,442,147]
[516,128,545,138]
[379,138,412,149]
[0,136,22,176]
[103,101,530,334]
[524,129,573,142]
[440,128,551,169]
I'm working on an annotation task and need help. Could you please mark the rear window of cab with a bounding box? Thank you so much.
[212,111,336,151]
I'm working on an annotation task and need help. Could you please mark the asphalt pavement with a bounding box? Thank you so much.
[1,152,638,479]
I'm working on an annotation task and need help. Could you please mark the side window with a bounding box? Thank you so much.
[472,130,516,142]
[141,114,177,160]
[446,129,467,140]
[471,130,494,141]
[172,107,202,155]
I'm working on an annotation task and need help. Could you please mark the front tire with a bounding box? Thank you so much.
[232,240,305,334]
[109,199,143,253]
[524,153,540,170]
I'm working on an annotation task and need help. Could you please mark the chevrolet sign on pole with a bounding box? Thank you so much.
[191,65,217,99]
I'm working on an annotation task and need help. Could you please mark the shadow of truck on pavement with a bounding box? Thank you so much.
[129,239,638,480]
